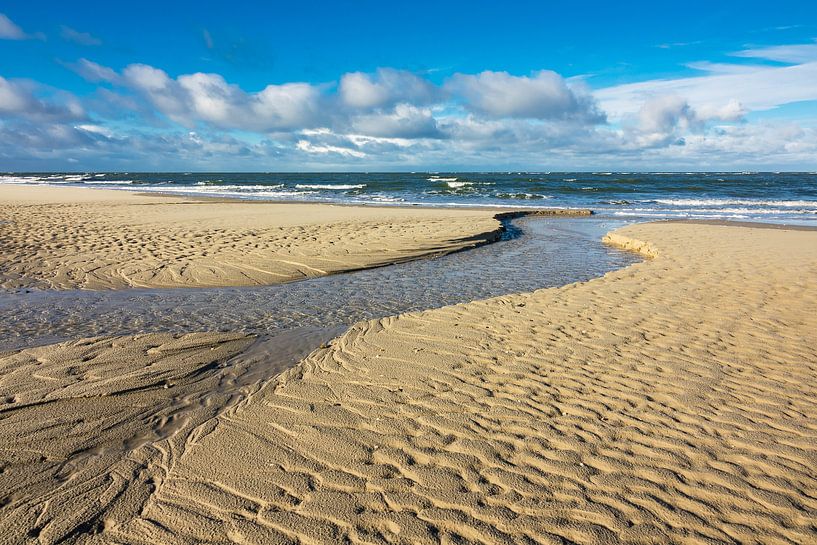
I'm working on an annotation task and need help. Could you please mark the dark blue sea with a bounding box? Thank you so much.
[3,171,816,224]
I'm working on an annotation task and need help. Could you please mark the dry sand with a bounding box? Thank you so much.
[1,220,816,544]
[0,185,504,290]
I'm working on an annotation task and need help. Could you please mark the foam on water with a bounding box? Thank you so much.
[294,184,367,190]
[652,198,816,207]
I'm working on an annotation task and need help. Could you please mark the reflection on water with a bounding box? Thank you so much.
[0,217,640,352]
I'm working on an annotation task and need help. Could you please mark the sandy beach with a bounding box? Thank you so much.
[1,194,816,544]
[4,1,817,542]
[0,185,509,290]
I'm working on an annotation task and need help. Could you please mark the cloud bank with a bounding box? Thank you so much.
[3,37,817,169]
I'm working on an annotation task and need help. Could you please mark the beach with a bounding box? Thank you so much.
[1,187,816,544]
[0,185,506,290]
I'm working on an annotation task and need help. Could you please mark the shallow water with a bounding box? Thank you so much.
[0,216,639,353]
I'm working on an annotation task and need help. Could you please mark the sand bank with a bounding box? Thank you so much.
[1,221,816,543]
[0,185,506,290]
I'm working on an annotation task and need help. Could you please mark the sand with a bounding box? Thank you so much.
[0,185,505,290]
[1,220,815,544]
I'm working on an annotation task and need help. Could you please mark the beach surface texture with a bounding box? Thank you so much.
[0,185,503,290]
[1,192,816,544]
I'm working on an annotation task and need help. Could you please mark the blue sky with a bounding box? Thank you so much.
[1,0,817,170]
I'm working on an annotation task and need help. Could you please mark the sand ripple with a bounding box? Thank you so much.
[2,222,817,544]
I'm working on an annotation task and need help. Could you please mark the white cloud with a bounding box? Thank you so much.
[0,77,30,112]
[296,139,366,158]
[696,99,746,123]
[70,58,119,83]
[350,104,441,138]
[636,95,698,134]
[0,76,84,120]
[75,124,114,138]
[250,82,323,130]
[123,64,189,121]
[118,64,323,131]
[0,13,27,40]
[616,95,701,148]
[339,68,438,110]
[685,61,761,75]
[60,25,101,46]
[598,48,817,120]
[733,41,817,64]
[446,70,604,122]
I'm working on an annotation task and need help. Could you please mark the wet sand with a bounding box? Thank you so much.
[1,220,816,544]
[0,185,507,290]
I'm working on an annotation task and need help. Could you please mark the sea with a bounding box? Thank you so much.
[2,171,816,225]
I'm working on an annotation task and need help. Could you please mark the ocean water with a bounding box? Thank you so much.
[2,171,816,224]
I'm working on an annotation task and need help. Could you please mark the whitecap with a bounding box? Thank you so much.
[294,184,366,190]
[653,198,816,208]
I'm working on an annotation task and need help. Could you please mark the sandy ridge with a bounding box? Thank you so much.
[0,185,508,290]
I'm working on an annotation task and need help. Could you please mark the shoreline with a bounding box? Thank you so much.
[0,185,527,291]
[0,184,592,292]
[136,189,597,214]
[5,180,816,228]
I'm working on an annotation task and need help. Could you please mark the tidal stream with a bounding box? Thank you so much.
[1,216,639,361]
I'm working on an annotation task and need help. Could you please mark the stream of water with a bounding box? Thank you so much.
[0,216,639,358]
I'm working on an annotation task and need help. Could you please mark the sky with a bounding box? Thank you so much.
[1,0,817,171]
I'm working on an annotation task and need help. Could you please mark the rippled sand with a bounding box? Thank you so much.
[2,221,816,544]
[0,185,502,290]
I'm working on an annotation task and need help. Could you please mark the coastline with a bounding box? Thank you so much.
[4,171,815,226]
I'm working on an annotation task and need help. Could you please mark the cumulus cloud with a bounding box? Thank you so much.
[624,95,700,148]
[612,94,749,149]
[60,25,101,46]
[696,99,746,123]
[122,64,188,120]
[247,81,323,130]
[639,96,699,133]
[339,68,439,110]
[350,104,442,139]
[0,76,84,121]
[79,62,432,137]
[116,64,324,131]
[446,70,604,122]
